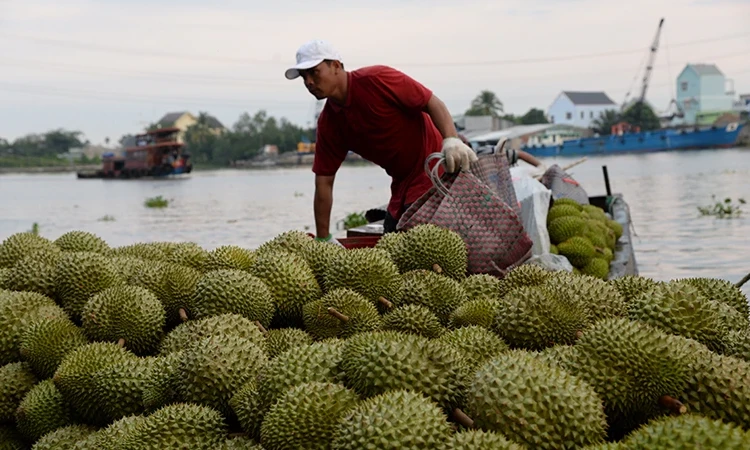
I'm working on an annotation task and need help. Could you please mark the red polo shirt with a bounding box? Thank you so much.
[312,65,443,220]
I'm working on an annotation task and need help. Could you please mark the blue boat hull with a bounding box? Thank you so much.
[521,122,745,158]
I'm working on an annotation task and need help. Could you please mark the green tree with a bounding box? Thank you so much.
[519,108,549,125]
[465,90,504,117]
[591,110,621,135]
[622,102,660,131]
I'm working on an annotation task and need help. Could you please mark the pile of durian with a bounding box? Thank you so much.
[547,198,624,279]
[0,224,749,450]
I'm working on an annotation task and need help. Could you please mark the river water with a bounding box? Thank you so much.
[1,147,748,293]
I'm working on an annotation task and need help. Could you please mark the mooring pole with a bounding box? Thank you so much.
[602,165,612,197]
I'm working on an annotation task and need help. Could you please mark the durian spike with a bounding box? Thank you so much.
[178,308,189,322]
[327,307,350,323]
[432,263,443,274]
[736,271,750,288]
[377,296,393,309]
[116,338,125,348]
[254,321,268,335]
[659,395,687,415]
[451,408,474,428]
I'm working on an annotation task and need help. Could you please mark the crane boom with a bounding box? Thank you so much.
[639,18,665,104]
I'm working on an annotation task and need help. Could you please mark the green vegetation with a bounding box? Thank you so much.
[339,212,368,230]
[698,195,745,218]
[144,196,169,208]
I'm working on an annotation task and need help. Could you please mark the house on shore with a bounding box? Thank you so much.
[547,91,618,128]
[155,111,226,142]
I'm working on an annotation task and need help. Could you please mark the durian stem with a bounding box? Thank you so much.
[116,338,125,348]
[432,263,443,274]
[327,307,350,322]
[659,395,687,415]
[377,296,393,309]
[254,321,268,335]
[575,330,583,339]
[451,408,474,428]
[178,308,189,322]
[736,271,750,288]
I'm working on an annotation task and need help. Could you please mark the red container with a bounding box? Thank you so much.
[306,233,381,249]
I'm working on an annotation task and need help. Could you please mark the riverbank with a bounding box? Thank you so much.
[0,164,101,175]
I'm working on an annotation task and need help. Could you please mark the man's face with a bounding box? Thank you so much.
[299,61,339,100]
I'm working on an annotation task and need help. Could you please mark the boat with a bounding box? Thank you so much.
[519,122,745,158]
[77,127,193,179]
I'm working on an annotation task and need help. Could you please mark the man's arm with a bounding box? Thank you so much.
[314,174,335,239]
[424,94,459,139]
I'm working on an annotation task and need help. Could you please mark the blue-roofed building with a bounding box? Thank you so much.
[675,63,735,125]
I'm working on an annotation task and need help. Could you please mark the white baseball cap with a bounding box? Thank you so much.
[284,39,343,80]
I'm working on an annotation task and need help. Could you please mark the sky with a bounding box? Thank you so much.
[1,0,749,145]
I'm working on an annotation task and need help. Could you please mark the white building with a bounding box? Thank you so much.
[547,91,617,128]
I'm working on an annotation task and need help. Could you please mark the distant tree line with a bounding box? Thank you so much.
[0,129,98,167]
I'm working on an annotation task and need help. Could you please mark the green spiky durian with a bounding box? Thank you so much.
[499,264,553,296]
[15,379,74,442]
[178,335,267,418]
[302,288,381,340]
[19,317,88,379]
[255,230,314,256]
[339,331,468,409]
[435,325,509,370]
[0,425,27,450]
[618,413,750,449]
[141,351,183,412]
[581,258,610,280]
[445,429,524,450]
[230,378,264,439]
[608,275,660,302]
[166,242,209,271]
[547,204,583,225]
[557,236,596,267]
[54,251,124,320]
[628,281,728,352]
[0,362,38,423]
[552,198,583,210]
[448,298,502,330]
[158,313,265,355]
[543,271,627,320]
[0,232,57,268]
[466,350,607,449]
[331,389,453,450]
[373,231,405,263]
[394,224,468,280]
[161,262,203,325]
[54,231,110,254]
[52,342,137,425]
[189,269,275,328]
[0,291,69,365]
[72,415,145,450]
[713,300,750,333]
[4,248,61,298]
[534,344,577,369]
[203,245,255,272]
[219,436,264,449]
[31,424,97,450]
[550,244,558,254]
[606,219,623,240]
[398,269,467,324]
[460,274,502,301]
[382,304,445,338]
[118,403,228,450]
[91,357,156,423]
[582,204,608,221]
[548,215,587,245]
[296,239,346,291]
[323,248,403,313]
[726,330,750,361]
[249,249,321,327]
[263,328,313,359]
[680,277,749,317]
[260,382,359,450]
[110,243,168,261]
[81,285,165,355]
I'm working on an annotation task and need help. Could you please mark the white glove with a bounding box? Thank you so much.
[315,233,344,247]
[441,137,478,173]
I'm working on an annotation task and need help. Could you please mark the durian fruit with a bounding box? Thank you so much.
[161,262,203,325]
[465,350,608,449]
[581,257,610,280]
[255,230,314,256]
[31,424,97,450]
[110,243,168,261]
[81,285,165,355]
[0,291,69,365]
[177,335,267,418]
[331,389,453,450]
[118,403,228,450]
[263,328,313,359]
[189,269,275,328]
[323,248,403,313]
[547,204,582,224]
[382,304,445,338]
[158,313,266,355]
[53,251,123,320]
[398,269,467,324]
[302,288,381,340]
[0,232,57,268]
[606,219,623,240]
[550,244,558,254]
[249,249,321,327]
[560,318,690,431]
[54,231,110,255]
[373,231,405,263]
[725,330,750,361]
[499,264,554,296]
[141,351,183,412]
[0,424,27,450]
[548,215,587,245]
[616,413,750,449]
[534,343,577,369]
[52,342,137,425]
[339,331,468,409]
[259,382,359,450]
[557,236,596,268]
[460,274,502,301]
[0,268,9,290]
[230,378,264,439]
[493,285,589,350]
[203,245,255,272]
[73,415,145,450]
[91,357,155,423]
[394,224,468,280]
[166,242,209,271]
[628,280,729,353]
[608,275,660,302]
[0,362,38,423]
[435,325,509,371]
[552,198,584,210]
[542,271,627,320]
[15,379,74,442]
[680,277,750,317]
[445,429,524,450]
[220,436,264,449]
[448,298,502,330]
[296,239,346,291]
[3,248,61,298]
[714,300,750,333]
[582,204,609,222]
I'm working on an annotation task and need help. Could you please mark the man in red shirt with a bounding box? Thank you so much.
[285,39,477,244]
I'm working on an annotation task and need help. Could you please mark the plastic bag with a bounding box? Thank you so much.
[510,167,552,256]
[540,164,590,204]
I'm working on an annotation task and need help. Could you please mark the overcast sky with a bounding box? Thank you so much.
[1,0,749,144]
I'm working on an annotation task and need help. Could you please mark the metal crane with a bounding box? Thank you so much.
[621,18,665,123]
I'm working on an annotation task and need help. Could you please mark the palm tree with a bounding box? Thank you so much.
[465,90,504,117]
[591,110,621,135]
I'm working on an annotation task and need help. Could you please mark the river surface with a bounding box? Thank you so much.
[1,147,749,294]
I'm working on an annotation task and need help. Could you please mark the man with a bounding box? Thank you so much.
[284,39,477,245]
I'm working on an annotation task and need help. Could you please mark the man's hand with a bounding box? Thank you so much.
[315,233,344,247]
[441,137,478,173]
